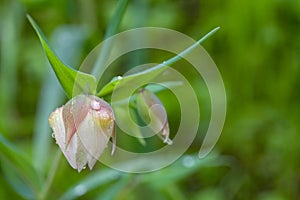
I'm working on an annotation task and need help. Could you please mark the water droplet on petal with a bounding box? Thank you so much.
[51,133,55,138]
[91,100,101,110]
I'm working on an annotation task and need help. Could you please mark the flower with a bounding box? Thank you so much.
[135,89,172,145]
[49,95,115,172]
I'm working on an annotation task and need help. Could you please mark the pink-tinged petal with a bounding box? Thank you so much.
[62,95,90,144]
[64,133,80,170]
[76,96,115,170]
[76,113,109,170]
[49,95,116,172]
[49,107,66,151]
[92,98,115,155]
[74,136,88,172]
[136,89,172,144]
[49,107,88,171]
[159,122,172,145]
[86,153,97,170]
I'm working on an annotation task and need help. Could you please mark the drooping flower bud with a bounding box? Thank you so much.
[49,95,115,172]
[136,89,172,145]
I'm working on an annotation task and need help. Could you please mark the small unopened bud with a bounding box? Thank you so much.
[49,95,115,172]
[136,89,172,145]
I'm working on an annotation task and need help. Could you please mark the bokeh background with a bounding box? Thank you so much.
[0,0,299,199]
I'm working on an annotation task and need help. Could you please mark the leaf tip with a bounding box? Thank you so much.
[209,27,221,35]
[26,14,35,26]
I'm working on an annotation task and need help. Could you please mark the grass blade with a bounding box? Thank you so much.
[92,0,129,80]
[59,169,124,200]
[27,15,96,98]
[0,134,42,199]
[97,27,220,97]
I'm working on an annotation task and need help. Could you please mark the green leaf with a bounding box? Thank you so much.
[145,81,183,93]
[2,162,35,199]
[0,134,42,199]
[27,15,96,98]
[59,169,124,200]
[139,153,227,188]
[97,27,220,97]
[33,25,86,176]
[92,0,129,79]
[98,76,123,97]
[97,63,168,97]
[94,174,131,200]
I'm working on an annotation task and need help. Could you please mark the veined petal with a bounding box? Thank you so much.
[136,89,172,144]
[86,153,97,170]
[76,112,109,170]
[158,121,172,145]
[65,133,84,171]
[62,95,90,144]
[49,107,66,151]
[49,95,115,172]
[76,96,115,170]
[49,107,88,171]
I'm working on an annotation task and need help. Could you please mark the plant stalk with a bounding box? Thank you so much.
[39,150,62,200]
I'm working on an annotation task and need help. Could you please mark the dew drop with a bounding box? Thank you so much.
[91,100,101,110]
[51,133,55,138]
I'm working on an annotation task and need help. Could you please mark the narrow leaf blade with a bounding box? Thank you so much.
[0,134,42,199]
[27,15,96,98]
[92,0,129,78]
[59,169,123,200]
[97,27,220,97]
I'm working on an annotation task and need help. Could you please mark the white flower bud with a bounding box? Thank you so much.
[136,89,172,145]
[49,95,115,172]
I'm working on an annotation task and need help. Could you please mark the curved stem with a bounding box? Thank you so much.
[39,150,62,200]
[91,0,129,80]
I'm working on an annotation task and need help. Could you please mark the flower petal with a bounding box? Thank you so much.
[49,107,88,171]
[49,107,66,150]
[62,95,90,144]
[136,89,172,144]
[49,95,115,172]
[76,96,115,170]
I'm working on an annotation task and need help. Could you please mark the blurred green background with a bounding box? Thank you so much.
[0,0,299,199]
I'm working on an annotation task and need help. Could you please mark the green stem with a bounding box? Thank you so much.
[163,27,220,66]
[97,27,220,97]
[39,150,62,200]
[91,0,129,80]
